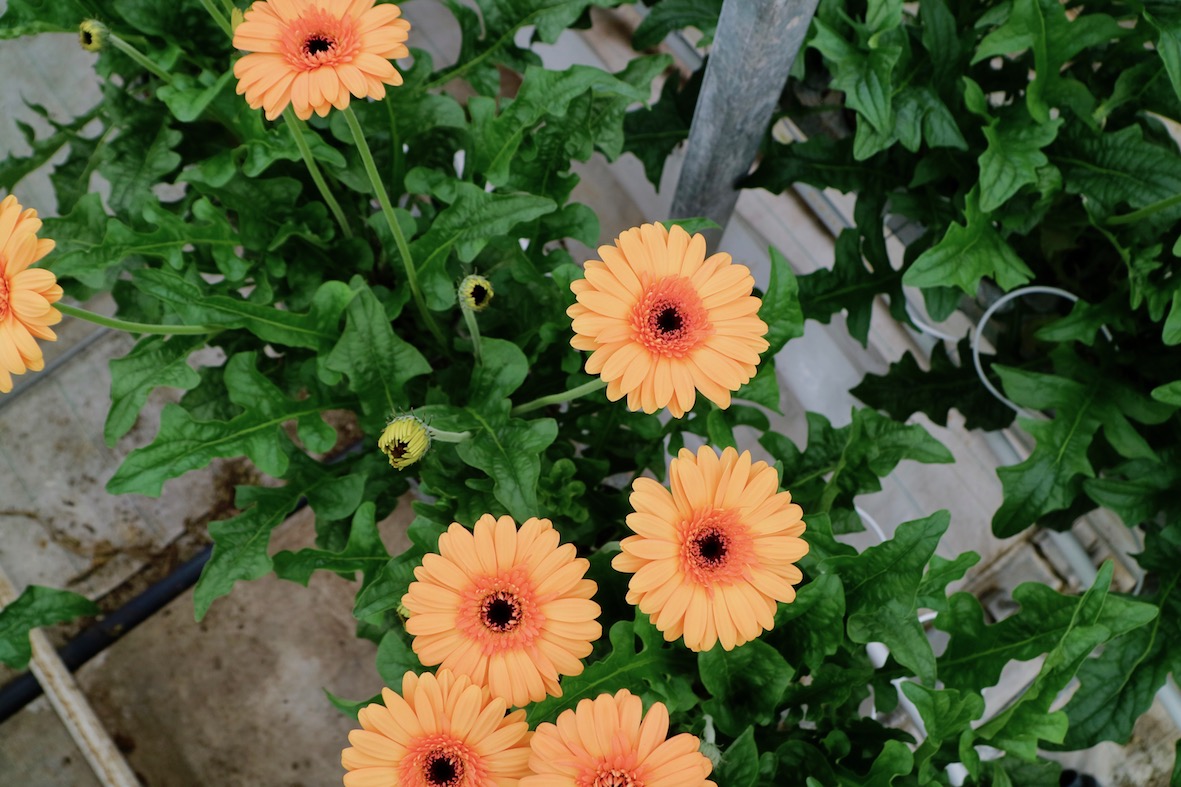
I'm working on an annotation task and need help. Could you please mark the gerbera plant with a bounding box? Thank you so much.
[2,0,1174,785]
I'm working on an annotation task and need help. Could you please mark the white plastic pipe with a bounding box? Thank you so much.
[0,566,140,787]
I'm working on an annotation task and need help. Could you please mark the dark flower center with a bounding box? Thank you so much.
[654,306,683,334]
[425,751,464,787]
[304,35,333,55]
[82,31,93,45]
[480,591,522,633]
[691,528,728,568]
[471,284,488,305]
[387,440,408,459]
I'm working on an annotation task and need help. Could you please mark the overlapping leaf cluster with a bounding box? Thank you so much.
[0,0,1174,785]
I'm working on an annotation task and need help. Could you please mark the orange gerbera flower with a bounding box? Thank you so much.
[568,223,769,418]
[613,446,808,652]
[0,195,62,394]
[233,0,411,121]
[342,668,532,787]
[402,515,602,708]
[521,689,715,787]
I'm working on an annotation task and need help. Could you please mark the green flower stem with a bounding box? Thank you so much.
[342,105,445,348]
[427,427,471,443]
[108,34,173,83]
[510,379,607,416]
[282,107,353,240]
[55,302,216,335]
[1106,192,1181,225]
[198,0,232,37]
[461,305,484,365]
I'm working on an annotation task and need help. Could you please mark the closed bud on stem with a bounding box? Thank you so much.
[378,414,431,470]
[79,20,107,52]
[459,274,493,312]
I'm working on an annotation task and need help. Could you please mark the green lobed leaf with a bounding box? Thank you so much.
[902,683,984,783]
[99,122,182,218]
[798,229,904,347]
[903,188,1033,295]
[455,417,559,521]
[527,614,696,724]
[762,246,805,357]
[990,363,1159,536]
[975,563,1156,758]
[375,628,423,686]
[132,268,358,350]
[272,502,390,587]
[821,511,950,684]
[108,353,340,497]
[105,335,204,446]
[773,573,847,672]
[936,566,1158,695]
[977,112,1062,213]
[0,586,98,670]
[324,281,432,432]
[851,337,1016,431]
[0,0,90,37]
[1057,124,1181,219]
[699,639,794,737]
[717,726,759,787]
[809,18,901,137]
[1057,526,1181,748]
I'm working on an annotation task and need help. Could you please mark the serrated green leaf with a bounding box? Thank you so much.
[157,70,234,123]
[863,739,914,787]
[132,268,357,350]
[105,335,203,446]
[978,113,1062,213]
[325,281,432,431]
[902,683,984,782]
[762,246,805,356]
[822,512,949,684]
[798,229,903,347]
[851,338,1016,431]
[0,105,99,192]
[699,639,793,736]
[108,353,341,497]
[976,563,1156,758]
[772,573,846,671]
[409,182,555,309]
[810,19,900,136]
[273,502,390,587]
[717,726,759,787]
[904,189,1033,294]
[937,565,1157,696]
[916,552,980,613]
[193,483,305,621]
[0,586,98,670]
[375,628,422,686]
[99,122,182,217]
[455,417,558,521]
[991,364,1158,536]
[1058,124,1181,218]
[527,614,696,724]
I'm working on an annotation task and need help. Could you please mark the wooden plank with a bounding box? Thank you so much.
[670,0,821,238]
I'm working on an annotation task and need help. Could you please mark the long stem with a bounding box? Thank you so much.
[56,303,217,335]
[461,305,483,365]
[108,34,173,83]
[427,427,471,443]
[197,0,232,37]
[342,105,445,348]
[282,107,353,239]
[511,379,607,416]
[1106,192,1181,225]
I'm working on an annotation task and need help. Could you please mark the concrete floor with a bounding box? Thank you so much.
[0,1,1172,785]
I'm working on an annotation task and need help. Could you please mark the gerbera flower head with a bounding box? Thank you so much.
[78,20,106,52]
[0,195,62,394]
[341,668,532,787]
[459,274,493,312]
[379,413,431,470]
[568,222,769,418]
[402,514,602,708]
[612,446,808,652]
[521,689,715,787]
[233,0,411,121]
